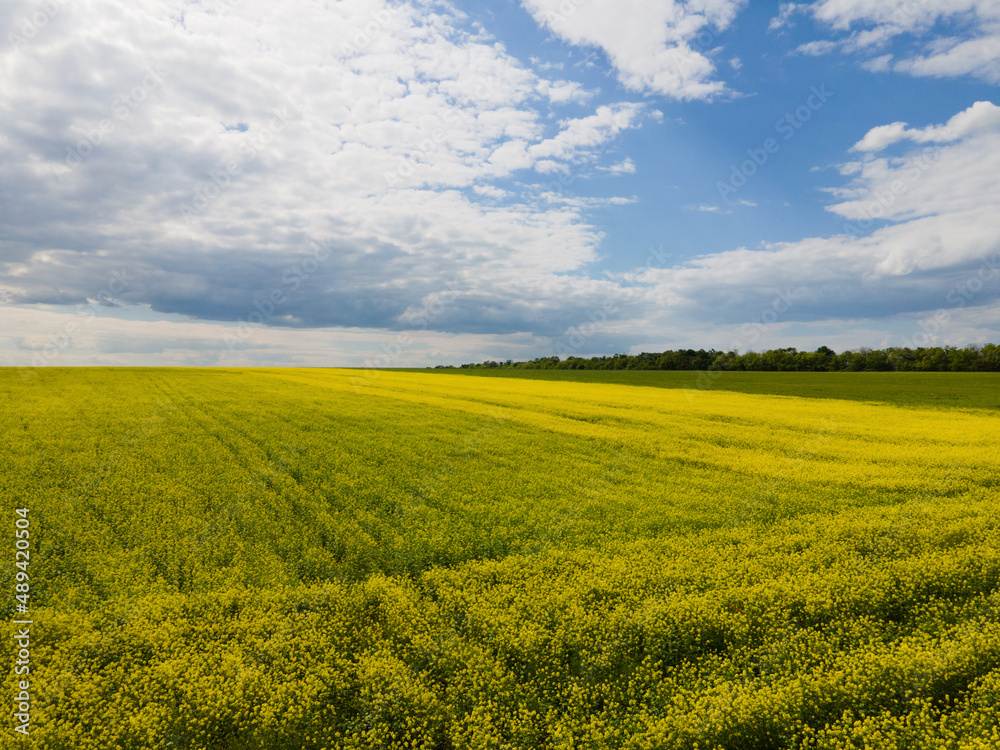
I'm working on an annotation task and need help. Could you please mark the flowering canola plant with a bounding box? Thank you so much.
[1,367,998,749]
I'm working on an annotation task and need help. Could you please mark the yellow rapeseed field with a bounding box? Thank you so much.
[2,367,998,749]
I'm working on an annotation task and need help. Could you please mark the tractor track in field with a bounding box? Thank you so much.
[154,374,312,501]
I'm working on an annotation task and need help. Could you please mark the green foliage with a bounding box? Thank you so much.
[427,368,1000,412]
[448,343,1000,374]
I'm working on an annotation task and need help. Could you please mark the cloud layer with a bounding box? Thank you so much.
[613,102,1000,347]
[850,101,1000,151]
[0,0,647,341]
[2,0,999,366]
[777,0,1000,83]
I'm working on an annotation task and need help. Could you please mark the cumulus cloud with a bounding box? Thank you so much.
[597,158,637,175]
[861,54,894,72]
[611,103,1000,339]
[806,0,991,33]
[794,40,838,56]
[850,122,913,153]
[894,33,1000,83]
[528,104,642,161]
[518,0,747,100]
[0,0,647,343]
[851,101,1000,151]
[472,184,509,199]
[5,2,998,366]
[781,0,1000,83]
[769,3,802,31]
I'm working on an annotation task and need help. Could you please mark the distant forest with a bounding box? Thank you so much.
[441,344,1000,372]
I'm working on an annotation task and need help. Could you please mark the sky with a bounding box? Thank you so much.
[2,0,999,367]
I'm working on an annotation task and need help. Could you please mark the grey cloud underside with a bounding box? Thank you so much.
[4,246,632,337]
[5,232,1000,338]
[690,262,1000,324]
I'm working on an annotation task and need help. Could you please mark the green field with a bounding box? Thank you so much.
[414,368,1000,411]
[3,368,1000,749]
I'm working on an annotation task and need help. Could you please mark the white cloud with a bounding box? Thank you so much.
[518,0,748,100]
[612,103,1000,339]
[541,193,635,208]
[894,33,1000,82]
[597,158,637,175]
[851,101,1000,151]
[794,40,838,56]
[0,0,646,344]
[530,56,564,71]
[769,3,802,30]
[528,104,642,161]
[791,1,1000,83]
[807,1,990,32]
[850,122,912,152]
[472,184,509,199]
[533,159,568,174]
[534,77,592,103]
[862,54,893,72]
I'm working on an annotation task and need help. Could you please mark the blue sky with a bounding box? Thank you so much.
[2,0,999,366]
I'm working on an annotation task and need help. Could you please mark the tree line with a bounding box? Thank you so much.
[441,344,1000,372]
